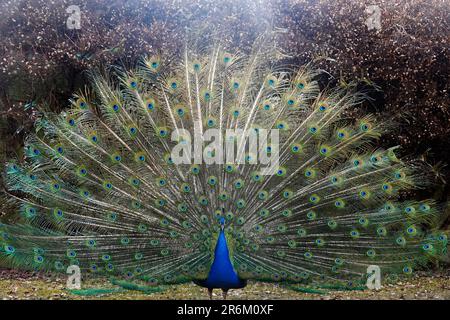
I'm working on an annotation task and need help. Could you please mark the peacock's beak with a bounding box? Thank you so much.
[219,215,225,230]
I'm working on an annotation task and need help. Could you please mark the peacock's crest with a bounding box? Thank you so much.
[1,34,447,291]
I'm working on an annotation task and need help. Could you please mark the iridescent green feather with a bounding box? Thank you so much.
[1,33,447,290]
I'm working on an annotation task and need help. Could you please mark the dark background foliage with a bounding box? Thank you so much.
[0,0,448,225]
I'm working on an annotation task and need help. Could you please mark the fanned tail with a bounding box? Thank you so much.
[0,32,447,289]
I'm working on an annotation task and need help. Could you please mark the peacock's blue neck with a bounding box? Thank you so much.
[194,228,246,289]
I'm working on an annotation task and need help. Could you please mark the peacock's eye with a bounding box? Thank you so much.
[361,123,370,131]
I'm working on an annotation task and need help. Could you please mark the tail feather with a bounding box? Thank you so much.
[0,34,447,288]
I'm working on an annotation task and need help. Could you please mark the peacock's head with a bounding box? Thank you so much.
[219,216,226,230]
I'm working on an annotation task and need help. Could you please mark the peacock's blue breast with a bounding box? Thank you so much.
[194,229,246,289]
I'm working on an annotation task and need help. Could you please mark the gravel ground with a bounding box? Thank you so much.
[0,269,449,300]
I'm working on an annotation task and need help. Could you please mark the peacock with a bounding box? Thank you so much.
[0,34,448,299]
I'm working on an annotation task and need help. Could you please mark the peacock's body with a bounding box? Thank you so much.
[0,35,447,298]
[194,218,247,298]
